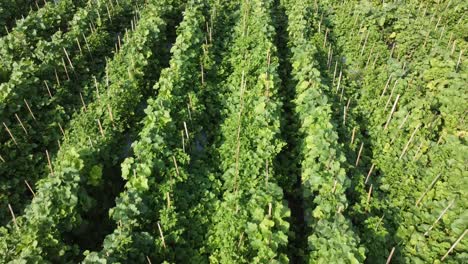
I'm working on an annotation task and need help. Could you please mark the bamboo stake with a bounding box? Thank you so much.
[24,180,36,197]
[343,106,347,125]
[355,142,364,166]
[399,124,420,159]
[54,68,61,86]
[365,164,375,184]
[323,28,329,48]
[46,150,54,176]
[172,156,180,177]
[367,184,373,204]
[76,37,83,55]
[146,256,152,264]
[201,63,205,85]
[0,155,5,162]
[441,229,467,261]
[451,40,456,55]
[351,127,356,145]
[106,3,112,22]
[166,192,171,208]
[24,99,36,120]
[181,130,185,152]
[384,94,400,130]
[97,119,104,136]
[107,104,114,122]
[82,33,92,56]
[183,121,189,140]
[413,141,424,161]
[384,80,398,109]
[335,70,342,93]
[44,80,52,98]
[424,199,455,236]
[79,92,87,112]
[63,47,74,70]
[333,61,338,86]
[360,31,369,56]
[331,179,338,194]
[265,160,269,184]
[3,122,18,145]
[94,76,100,99]
[8,204,19,230]
[58,123,65,137]
[157,221,167,249]
[379,75,393,103]
[398,113,410,129]
[456,49,463,70]
[57,139,61,150]
[15,114,28,135]
[268,203,272,218]
[416,173,441,206]
[386,247,396,264]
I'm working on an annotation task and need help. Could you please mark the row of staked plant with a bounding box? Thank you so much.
[0,0,466,263]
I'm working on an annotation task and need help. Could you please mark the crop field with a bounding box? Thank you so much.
[0,0,466,263]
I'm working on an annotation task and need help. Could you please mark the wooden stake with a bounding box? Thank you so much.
[441,229,467,261]
[386,247,396,264]
[58,123,65,137]
[46,150,54,176]
[416,173,441,206]
[54,68,61,86]
[335,70,342,93]
[265,160,269,184]
[451,40,456,55]
[424,199,455,236]
[79,92,87,112]
[166,192,171,208]
[331,179,338,194]
[0,155,4,162]
[106,3,112,22]
[76,37,83,55]
[172,156,180,177]
[3,122,18,145]
[366,184,373,204]
[146,256,152,264]
[351,127,356,145]
[8,204,19,230]
[399,124,420,159]
[82,33,92,56]
[384,94,400,130]
[456,49,463,70]
[365,164,375,184]
[332,61,338,86]
[379,75,393,103]
[94,76,100,99]
[24,99,36,120]
[355,142,364,167]
[44,80,52,98]
[24,180,36,197]
[343,106,347,125]
[323,28,328,48]
[360,31,369,56]
[15,114,28,135]
[181,130,185,152]
[63,47,74,70]
[183,121,189,140]
[268,203,272,218]
[97,119,104,136]
[398,113,410,129]
[157,221,167,249]
[201,63,205,85]
[384,80,398,109]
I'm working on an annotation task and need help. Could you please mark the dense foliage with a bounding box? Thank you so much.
[0,0,466,263]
